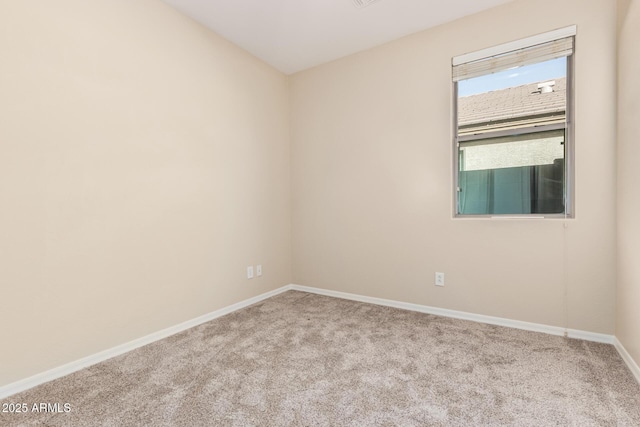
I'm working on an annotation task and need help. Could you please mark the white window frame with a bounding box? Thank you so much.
[452,26,576,219]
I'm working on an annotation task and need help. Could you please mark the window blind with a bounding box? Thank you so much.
[452,36,574,82]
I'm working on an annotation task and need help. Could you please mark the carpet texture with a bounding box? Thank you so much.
[2,290,639,426]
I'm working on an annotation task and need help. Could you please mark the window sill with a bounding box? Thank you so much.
[453,214,574,220]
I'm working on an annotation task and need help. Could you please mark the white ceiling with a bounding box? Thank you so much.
[161,0,515,75]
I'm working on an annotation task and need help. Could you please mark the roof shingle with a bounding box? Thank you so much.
[458,77,566,128]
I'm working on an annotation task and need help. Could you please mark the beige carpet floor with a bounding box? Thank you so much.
[2,290,640,426]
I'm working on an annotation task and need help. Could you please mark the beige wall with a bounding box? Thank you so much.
[0,0,291,387]
[617,0,640,370]
[1,0,630,391]
[290,0,617,333]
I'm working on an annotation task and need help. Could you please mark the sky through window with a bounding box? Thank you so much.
[457,57,566,97]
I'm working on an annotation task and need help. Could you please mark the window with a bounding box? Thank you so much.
[452,27,575,217]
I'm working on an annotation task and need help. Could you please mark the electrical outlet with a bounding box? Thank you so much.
[247,266,254,279]
[435,272,445,287]
[256,265,262,277]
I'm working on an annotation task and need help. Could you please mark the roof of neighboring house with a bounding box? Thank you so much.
[458,77,566,134]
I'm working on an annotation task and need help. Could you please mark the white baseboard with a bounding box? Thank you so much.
[614,337,640,385]
[289,284,615,344]
[0,286,291,400]
[2,283,632,400]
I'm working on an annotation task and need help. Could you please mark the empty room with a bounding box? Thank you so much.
[1,0,639,425]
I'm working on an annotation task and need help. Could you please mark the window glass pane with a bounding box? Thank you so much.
[455,56,568,216]
[458,130,565,215]
[458,57,566,98]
